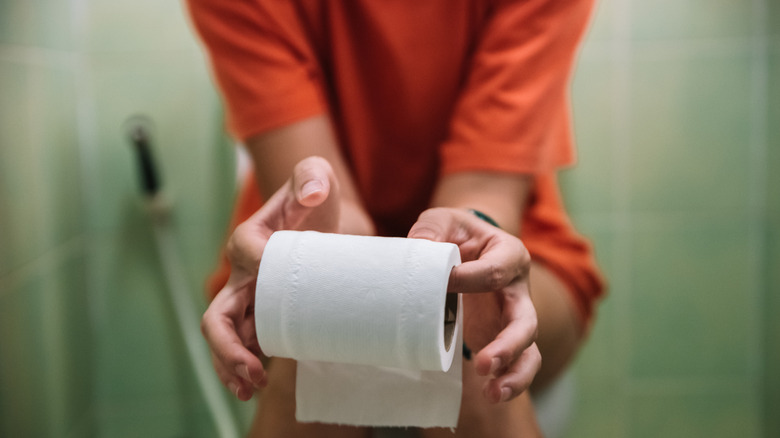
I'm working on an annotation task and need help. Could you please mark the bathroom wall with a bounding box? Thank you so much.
[560,0,779,436]
[0,0,777,437]
[0,1,237,436]
[764,10,780,436]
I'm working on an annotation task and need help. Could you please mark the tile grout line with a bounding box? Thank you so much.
[0,45,78,67]
[748,0,770,433]
[610,0,633,434]
[0,45,201,71]
[73,15,107,379]
[71,3,107,430]
[0,235,86,297]
[627,376,757,397]
[571,35,760,60]
[30,43,77,433]
[620,35,755,51]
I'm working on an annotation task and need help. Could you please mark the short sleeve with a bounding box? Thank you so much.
[186,0,326,140]
[440,0,595,175]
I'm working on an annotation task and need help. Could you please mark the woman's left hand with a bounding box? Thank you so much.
[408,207,541,404]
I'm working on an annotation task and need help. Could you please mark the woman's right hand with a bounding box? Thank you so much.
[201,156,344,400]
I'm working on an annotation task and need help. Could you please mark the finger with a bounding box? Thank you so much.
[226,158,335,277]
[474,314,537,377]
[225,224,268,277]
[211,353,249,401]
[212,351,265,401]
[212,353,238,396]
[474,283,537,376]
[408,207,512,253]
[291,155,335,207]
[201,292,267,396]
[408,209,532,295]
[235,361,267,401]
[482,343,542,403]
[248,156,336,232]
[407,208,458,243]
[447,235,531,294]
[205,323,267,400]
[407,207,495,249]
[254,156,340,232]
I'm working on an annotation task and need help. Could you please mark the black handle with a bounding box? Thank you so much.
[126,117,161,197]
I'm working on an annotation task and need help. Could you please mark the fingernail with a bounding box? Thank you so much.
[490,357,502,375]
[500,387,511,402]
[228,381,240,398]
[301,180,323,198]
[236,364,250,382]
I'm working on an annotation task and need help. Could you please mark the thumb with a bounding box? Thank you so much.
[247,155,341,235]
[286,156,340,232]
[292,156,336,207]
[407,208,460,242]
[227,157,341,277]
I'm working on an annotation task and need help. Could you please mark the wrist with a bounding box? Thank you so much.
[467,208,501,229]
[339,200,376,235]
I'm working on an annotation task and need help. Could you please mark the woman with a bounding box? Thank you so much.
[187,0,605,436]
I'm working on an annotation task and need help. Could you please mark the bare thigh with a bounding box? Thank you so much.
[420,262,581,438]
[248,263,579,438]
[248,358,371,438]
[528,262,584,393]
[418,357,542,438]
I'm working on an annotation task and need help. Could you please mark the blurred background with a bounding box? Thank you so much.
[0,0,777,437]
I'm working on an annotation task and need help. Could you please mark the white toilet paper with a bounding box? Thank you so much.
[255,230,463,427]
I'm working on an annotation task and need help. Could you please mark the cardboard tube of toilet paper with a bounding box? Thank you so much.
[255,230,463,427]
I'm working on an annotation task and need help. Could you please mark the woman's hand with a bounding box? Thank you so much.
[201,156,342,400]
[408,208,541,404]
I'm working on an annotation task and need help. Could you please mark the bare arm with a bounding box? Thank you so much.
[430,172,584,392]
[202,116,374,402]
[430,172,531,236]
[244,115,375,236]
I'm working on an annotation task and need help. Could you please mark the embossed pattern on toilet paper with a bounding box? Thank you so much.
[255,231,463,427]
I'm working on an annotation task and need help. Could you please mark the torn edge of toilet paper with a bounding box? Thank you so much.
[295,297,463,428]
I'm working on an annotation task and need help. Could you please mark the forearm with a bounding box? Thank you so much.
[430,171,583,391]
[429,171,532,236]
[244,115,375,235]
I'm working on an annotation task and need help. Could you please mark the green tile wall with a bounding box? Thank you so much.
[765,223,780,437]
[628,215,754,380]
[630,0,755,40]
[628,44,753,214]
[83,0,204,52]
[0,60,38,275]
[566,45,616,215]
[765,2,780,37]
[627,391,762,437]
[0,59,85,275]
[85,49,231,236]
[561,1,775,437]
[0,0,76,49]
[0,0,237,437]
[0,243,93,437]
[763,40,780,438]
[584,0,615,42]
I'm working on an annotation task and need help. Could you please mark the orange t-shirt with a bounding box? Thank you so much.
[188,0,605,325]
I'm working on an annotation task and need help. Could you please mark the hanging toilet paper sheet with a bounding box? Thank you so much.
[255,230,463,427]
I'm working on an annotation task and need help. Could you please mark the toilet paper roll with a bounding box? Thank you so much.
[255,230,463,427]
